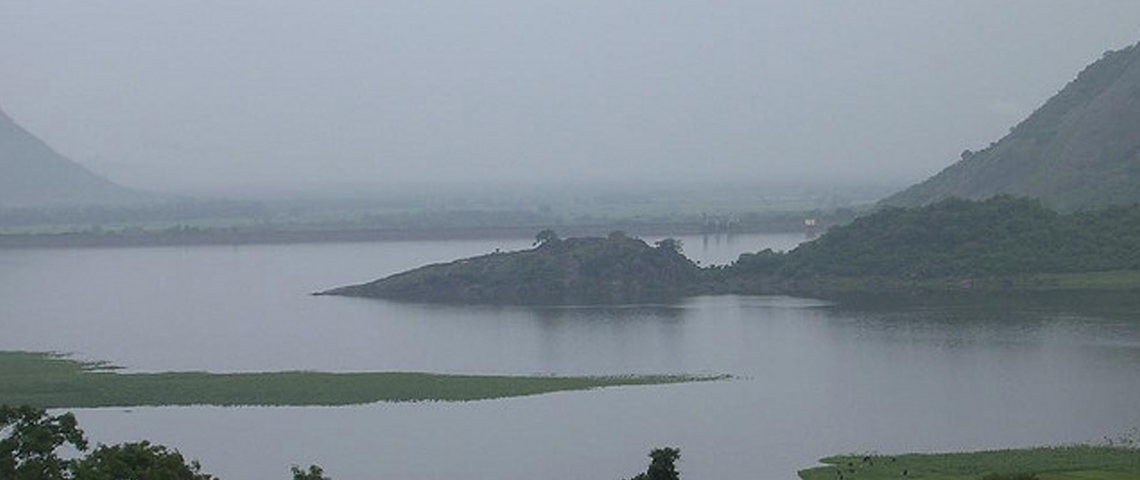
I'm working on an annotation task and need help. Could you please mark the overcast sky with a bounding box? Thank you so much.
[2,1,1139,195]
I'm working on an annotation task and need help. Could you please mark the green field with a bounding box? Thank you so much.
[0,351,722,408]
[798,446,1140,480]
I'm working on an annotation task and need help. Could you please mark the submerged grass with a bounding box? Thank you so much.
[0,351,723,408]
[798,446,1140,480]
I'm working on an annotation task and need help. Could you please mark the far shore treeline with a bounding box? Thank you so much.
[323,196,1140,304]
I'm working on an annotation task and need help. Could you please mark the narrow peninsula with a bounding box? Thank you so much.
[321,197,1140,305]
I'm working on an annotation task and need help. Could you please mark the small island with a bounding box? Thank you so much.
[320,196,1140,305]
[319,230,703,304]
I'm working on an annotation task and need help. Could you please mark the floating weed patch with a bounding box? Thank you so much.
[798,446,1140,480]
[0,351,726,408]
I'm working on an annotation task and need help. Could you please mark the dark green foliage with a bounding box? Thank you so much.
[654,238,683,255]
[730,196,1140,280]
[71,442,215,480]
[0,405,87,480]
[627,448,681,480]
[1,407,214,480]
[290,465,329,480]
[0,406,347,480]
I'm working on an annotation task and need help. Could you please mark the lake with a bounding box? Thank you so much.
[1,232,1138,480]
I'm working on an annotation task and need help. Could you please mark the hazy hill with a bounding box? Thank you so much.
[0,107,149,208]
[883,42,1140,210]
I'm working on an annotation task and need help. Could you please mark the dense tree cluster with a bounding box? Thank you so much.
[731,196,1140,280]
[0,406,325,480]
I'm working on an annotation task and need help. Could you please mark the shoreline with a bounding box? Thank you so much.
[0,223,797,250]
[721,270,1140,298]
[327,269,1140,307]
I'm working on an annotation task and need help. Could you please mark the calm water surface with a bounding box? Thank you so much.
[2,232,1138,480]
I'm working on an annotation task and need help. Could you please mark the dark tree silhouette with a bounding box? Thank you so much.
[0,405,87,480]
[1,406,217,480]
[628,447,681,480]
[72,442,216,480]
[655,238,683,254]
[291,464,331,480]
[534,229,560,247]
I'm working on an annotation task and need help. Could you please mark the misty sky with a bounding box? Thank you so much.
[2,1,1140,195]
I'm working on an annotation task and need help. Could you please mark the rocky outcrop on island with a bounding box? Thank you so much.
[320,231,703,305]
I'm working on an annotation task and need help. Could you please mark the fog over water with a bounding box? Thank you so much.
[2,2,1140,195]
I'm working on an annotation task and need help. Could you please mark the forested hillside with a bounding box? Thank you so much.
[731,196,1140,280]
[883,42,1140,210]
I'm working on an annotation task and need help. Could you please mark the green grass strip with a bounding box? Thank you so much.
[0,351,724,408]
[798,446,1140,480]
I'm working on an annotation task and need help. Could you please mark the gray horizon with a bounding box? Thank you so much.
[2,1,1139,197]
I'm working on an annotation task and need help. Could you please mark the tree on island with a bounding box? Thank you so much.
[534,229,560,247]
[290,464,331,480]
[627,447,682,480]
[654,238,683,255]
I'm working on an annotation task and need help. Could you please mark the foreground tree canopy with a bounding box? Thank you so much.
[0,405,326,480]
[4,406,688,480]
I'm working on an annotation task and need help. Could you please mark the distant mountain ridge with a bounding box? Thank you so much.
[0,106,148,208]
[883,42,1140,210]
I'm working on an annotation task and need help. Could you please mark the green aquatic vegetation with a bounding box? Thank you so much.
[798,446,1140,480]
[0,351,723,408]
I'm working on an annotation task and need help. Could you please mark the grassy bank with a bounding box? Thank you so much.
[798,446,1140,480]
[0,351,722,408]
